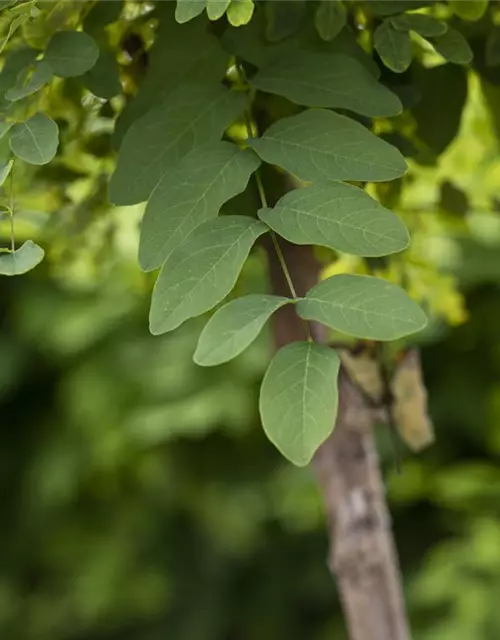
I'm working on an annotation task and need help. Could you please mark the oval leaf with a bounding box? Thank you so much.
[430,28,473,65]
[258,182,409,257]
[259,341,341,466]
[44,30,99,77]
[82,48,121,99]
[110,83,246,205]
[0,240,44,275]
[315,0,346,42]
[149,216,268,335]
[374,20,412,73]
[390,13,447,38]
[175,0,205,23]
[248,109,407,183]
[297,274,427,341]
[5,60,52,101]
[207,0,231,20]
[227,0,255,27]
[140,142,260,272]
[450,0,488,21]
[0,158,13,186]
[252,52,402,117]
[9,113,59,165]
[194,294,291,366]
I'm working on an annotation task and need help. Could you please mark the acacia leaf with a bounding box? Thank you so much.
[374,20,412,73]
[258,182,409,257]
[175,0,205,23]
[149,216,268,335]
[390,13,447,37]
[430,28,473,65]
[252,52,401,117]
[5,61,52,101]
[248,109,407,183]
[44,30,99,77]
[297,274,427,341]
[139,142,260,271]
[259,341,340,466]
[0,240,44,275]
[315,0,346,42]
[194,294,291,366]
[9,113,59,165]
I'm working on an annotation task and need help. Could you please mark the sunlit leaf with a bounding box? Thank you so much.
[44,30,99,77]
[259,341,340,466]
[149,216,268,335]
[227,0,254,26]
[207,0,231,20]
[194,294,291,366]
[315,0,346,42]
[258,182,409,257]
[0,158,13,186]
[0,240,44,275]
[139,142,260,271]
[450,0,488,22]
[9,113,59,165]
[374,20,412,73]
[297,274,427,340]
[175,0,205,23]
[252,51,402,117]
[248,108,407,183]
[110,83,246,205]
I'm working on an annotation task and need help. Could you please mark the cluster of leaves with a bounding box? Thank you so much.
[3,0,500,466]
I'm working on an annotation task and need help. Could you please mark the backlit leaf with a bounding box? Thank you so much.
[44,30,99,77]
[390,13,447,37]
[0,158,13,186]
[9,113,59,165]
[315,0,346,42]
[139,142,261,271]
[149,216,268,335]
[374,20,412,73]
[297,274,427,340]
[207,0,231,20]
[175,0,205,23]
[5,60,52,101]
[450,0,488,22]
[258,182,409,257]
[252,51,402,117]
[0,240,44,275]
[259,341,340,466]
[430,28,473,65]
[227,0,254,26]
[194,294,291,366]
[248,108,407,183]
[110,83,246,205]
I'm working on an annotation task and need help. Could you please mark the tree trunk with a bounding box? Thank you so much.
[264,237,411,640]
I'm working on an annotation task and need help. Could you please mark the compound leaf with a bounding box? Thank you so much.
[194,294,290,366]
[149,216,268,335]
[252,52,402,117]
[139,142,261,271]
[9,113,59,165]
[374,20,412,73]
[0,240,44,275]
[258,182,409,257]
[259,341,340,466]
[248,108,407,183]
[110,83,246,205]
[297,274,427,341]
[44,30,99,77]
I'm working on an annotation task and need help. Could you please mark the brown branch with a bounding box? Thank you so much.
[264,237,411,640]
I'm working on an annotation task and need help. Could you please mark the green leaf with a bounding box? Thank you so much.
[259,341,340,466]
[5,61,52,101]
[149,216,268,335]
[113,18,228,148]
[175,0,205,23]
[297,274,427,341]
[207,0,231,20]
[139,142,261,271]
[374,20,412,73]
[83,0,124,36]
[390,13,447,37]
[0,240,44,275]
[0,158,13,186]
[265,1,306,43]
[450,0,488,21]
[315,0,346,41]
[248,109,407,183]
[0,14,29,55]
[430,28,473,65]
[368,1,434,16]
[81,48,121,99]
[258,182,409,257]
[9,113,59,165]
[0,121,11,140]
[227,0,254,26]
[486,27,500,66]
[0,48,37,109]
[194,294,291,366]
[110,83,246,205]
[252,51,402,117]
[44,30,99,77]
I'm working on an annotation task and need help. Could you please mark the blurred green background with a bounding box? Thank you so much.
[3,19,500,640]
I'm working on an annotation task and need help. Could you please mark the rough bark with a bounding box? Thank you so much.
[264,237,411,640]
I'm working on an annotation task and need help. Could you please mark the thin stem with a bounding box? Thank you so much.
[9,159,14,252]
